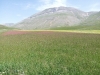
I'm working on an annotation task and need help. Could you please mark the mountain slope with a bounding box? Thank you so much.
[80,11,100,25]
[0,25,8,29]
[14,7,89,30]
[51,12,100,30]
[4,23,14,27]
[78,11,100,30]
[0,25,9,33]
[0,24,14,32]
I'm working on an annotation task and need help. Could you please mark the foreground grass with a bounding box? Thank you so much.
[0,31,100,75]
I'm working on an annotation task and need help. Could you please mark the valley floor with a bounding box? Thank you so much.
[20,30,100,34]
[0,30,100,75]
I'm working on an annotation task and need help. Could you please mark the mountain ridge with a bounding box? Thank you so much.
[14,6,99,30]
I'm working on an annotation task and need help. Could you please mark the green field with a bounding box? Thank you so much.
[0,30,100,75]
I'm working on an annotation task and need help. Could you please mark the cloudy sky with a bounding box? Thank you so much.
[0,0,100,24]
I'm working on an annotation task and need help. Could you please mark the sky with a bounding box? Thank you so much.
[0,0,100,24]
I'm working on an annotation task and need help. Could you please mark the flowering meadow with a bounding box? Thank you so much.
[0,30,100,75]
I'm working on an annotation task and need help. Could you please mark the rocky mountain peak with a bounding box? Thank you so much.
[14,6,99,30]
[27,6,88,20]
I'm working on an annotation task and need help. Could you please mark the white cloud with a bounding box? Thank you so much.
[89,3,100,11]
[37,0,67,11]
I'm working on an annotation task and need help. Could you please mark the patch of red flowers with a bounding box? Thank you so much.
[3,30,31,35]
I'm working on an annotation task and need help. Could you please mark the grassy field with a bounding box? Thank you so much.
[0,30,100,75]
[20,30,100,34]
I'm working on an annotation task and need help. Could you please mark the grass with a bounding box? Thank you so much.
[0,30,100,75]
[20,30,100,34]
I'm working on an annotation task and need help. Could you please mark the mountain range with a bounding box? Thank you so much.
[13,6,100,30]
[4,23,14,27]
